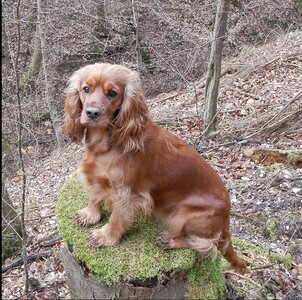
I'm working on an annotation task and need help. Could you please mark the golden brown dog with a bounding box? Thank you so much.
[64,63,247,274]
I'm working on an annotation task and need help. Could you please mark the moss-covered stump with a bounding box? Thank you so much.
[56,174,225,299]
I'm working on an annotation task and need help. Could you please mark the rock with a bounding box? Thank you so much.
[246,98,255,105]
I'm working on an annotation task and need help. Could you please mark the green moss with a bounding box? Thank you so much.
[56,174,225,298]
[232,237,292,269]
[2,226,22,263]
[265,163,284,172]
[33,112,51,125]
[140,43,151,65]
[2,197,22,263]
[232,182,251,190]
[289,240,302,257]
[186,256,225,299]
[265,218,278,241]
[294,0,302,12]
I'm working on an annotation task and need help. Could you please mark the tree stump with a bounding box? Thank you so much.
[56,174,225,299]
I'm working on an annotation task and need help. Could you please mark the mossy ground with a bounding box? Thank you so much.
[232,237,292,269]
[56,174,225,299]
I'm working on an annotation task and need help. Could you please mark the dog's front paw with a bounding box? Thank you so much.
[88,225,120,248]
[74,208,101,227]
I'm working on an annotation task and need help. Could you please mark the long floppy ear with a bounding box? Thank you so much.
[63,73,85,144]
[111,70,149,152]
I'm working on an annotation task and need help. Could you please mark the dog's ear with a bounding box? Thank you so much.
[111,70,149,152]
[63,72,85,143]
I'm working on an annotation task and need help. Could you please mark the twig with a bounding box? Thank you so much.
[2,274,23,278]
[198,139,237,152]
[208,94,302,148]
[2,251,53,273]
[288,226,299,242]
[153,92,180,103]
[234,88,259,99]
[264,109,302,132]
[258,91,302,130]
[29,231,61,250]
[250,264,275,271]
[156,116,193,126]
[198,108,222,138]
[224,51,302,85]
[39,236,62,248]
[283,50,302,62]
[25,213,55,222]
[224,270,262,288]
[231,212,255,221]
[37,231,59,244]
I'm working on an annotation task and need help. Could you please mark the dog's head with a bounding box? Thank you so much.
[64,63,149,151]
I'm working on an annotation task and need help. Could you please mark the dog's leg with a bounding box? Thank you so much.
[219,229,248,274]
[74,177,110,227]
[88,209,135,247]
[88,190,153,247]
[74,196,103,227]
[157,219,185,249]
[179,211,247,274]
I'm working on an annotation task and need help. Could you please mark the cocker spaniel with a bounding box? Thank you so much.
[64,63,247,274]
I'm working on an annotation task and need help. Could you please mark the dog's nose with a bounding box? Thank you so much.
[85,107,101,120]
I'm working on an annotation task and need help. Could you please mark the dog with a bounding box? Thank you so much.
[63,63,247,274]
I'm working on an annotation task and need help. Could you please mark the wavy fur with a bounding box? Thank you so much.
[110,71,149,152]
[63,63,248,275]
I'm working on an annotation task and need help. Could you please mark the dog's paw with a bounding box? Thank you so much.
[233,260,248,275]
[74,208,101,227]
[88,226,120,248]
[157,230,175,249]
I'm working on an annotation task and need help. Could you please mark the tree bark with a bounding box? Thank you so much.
[37,0,65,148]
[61,244,189,300]
[96,0,108,40]
[1,184,22,263]
[1,12,10,66]
[131,0,142,72]
[21,28,42,91]
[25,4,38,47]
[11,0,30,291]
[203,0,229,135]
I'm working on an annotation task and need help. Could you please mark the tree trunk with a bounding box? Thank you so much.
[203,0,229,135]
[2,12,10,66]
[37,0,65,148]
[21,28,42,91]
[96,0,108,40]
[131,0,142,72]
[1,184,22,263]
[12,1,30,291]
[25,4,38,47]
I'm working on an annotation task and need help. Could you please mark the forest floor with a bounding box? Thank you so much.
[2,31,302,299]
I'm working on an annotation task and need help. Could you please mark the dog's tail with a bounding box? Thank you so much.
[185,230,247,274]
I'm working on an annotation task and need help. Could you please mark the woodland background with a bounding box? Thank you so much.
[2,0,302,299]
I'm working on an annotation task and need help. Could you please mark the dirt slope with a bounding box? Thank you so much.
[2,30,302,299]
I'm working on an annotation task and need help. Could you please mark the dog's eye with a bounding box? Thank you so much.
[108,90,117,98]
[83,86,90,94]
